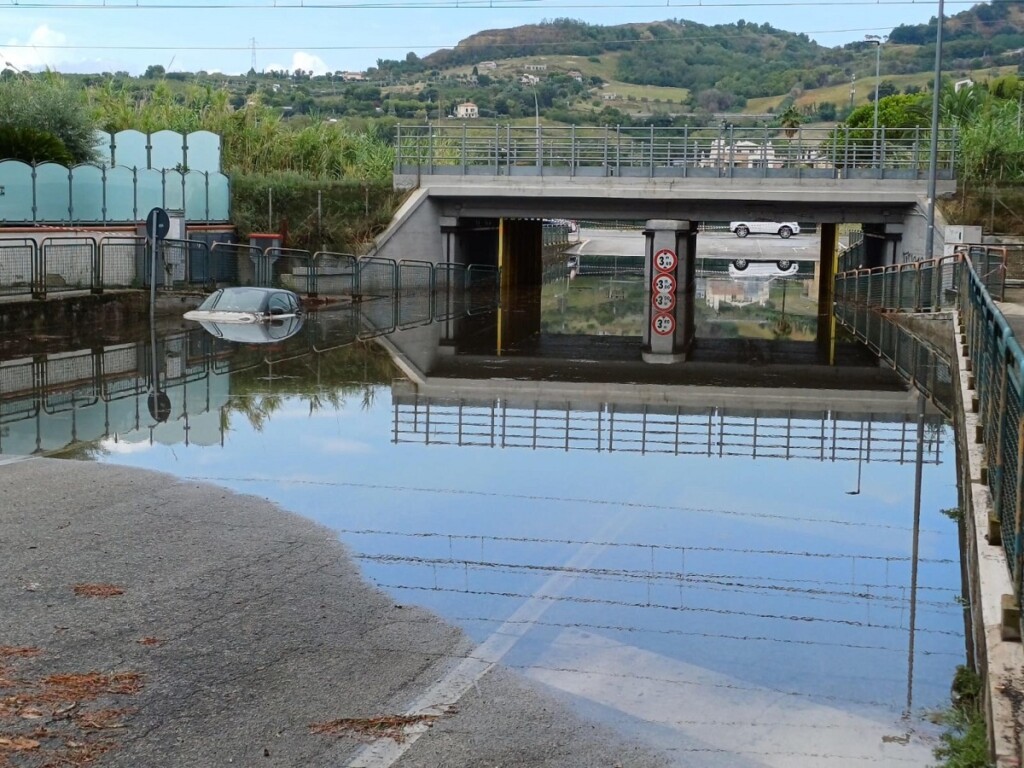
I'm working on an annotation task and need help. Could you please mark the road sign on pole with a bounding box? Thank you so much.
[654,248,677,273]
[652,292,676,312]
[652,273,676,294]
[652,312,676,336]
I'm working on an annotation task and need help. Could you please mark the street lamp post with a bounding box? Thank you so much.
[532,86,541,170]
[865,35,887,163]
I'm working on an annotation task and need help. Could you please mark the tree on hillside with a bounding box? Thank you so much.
[144,64,166,79]
[0,73,98,164]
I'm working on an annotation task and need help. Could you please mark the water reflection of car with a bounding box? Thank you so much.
[729,221,800,239]
[196,315,304,344]
[728,260,799,278]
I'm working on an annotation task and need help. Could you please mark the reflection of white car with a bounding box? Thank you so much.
[728,260,799,278]
[729,221,800,239]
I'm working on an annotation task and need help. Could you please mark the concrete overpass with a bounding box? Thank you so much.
[376,125,958,363]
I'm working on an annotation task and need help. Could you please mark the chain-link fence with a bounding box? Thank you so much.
[0,239,37,297]
[3,234,502,305]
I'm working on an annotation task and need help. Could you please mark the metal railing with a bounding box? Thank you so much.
[392,395,944,462]
[835,256,961,317]
[1,233,500,302]
[395,124,958,180]
[834,246,1024,616]
[0,239,36,296]
[958,255,1024,601]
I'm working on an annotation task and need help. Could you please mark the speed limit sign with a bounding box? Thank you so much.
[652,312,676,336]
[652,273,676,294]
[652,292,676,312]
[654,248,677,273]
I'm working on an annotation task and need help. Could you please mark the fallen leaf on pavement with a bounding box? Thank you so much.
[309,714,438,743]
[0,735,40,750]
[0,648,40,659]
[72,584,124,598]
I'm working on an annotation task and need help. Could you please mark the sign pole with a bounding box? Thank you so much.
[149,209,157,327]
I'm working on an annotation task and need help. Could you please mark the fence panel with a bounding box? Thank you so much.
[210,243,256,287]
[399,259,434,293]
[313,252,357,296]
[357,257,398,295]
[265,247,316,296]
[433,264,467,320]
[39,237,98,296]
[161,239,213,287]
[0,239,37,297]
[99,236,144,288]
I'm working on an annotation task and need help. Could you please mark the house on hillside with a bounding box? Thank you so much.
[477,61,497,70]
[520,74,540,86]
[702,139,781,169]
[567,70,584,82]
[524,64,547,72]
[455,102,479,119]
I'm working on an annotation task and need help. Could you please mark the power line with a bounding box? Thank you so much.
[0,0,991,10]
[185,475,945,532]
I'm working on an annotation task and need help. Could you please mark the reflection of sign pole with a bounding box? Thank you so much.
[146,207,172,425]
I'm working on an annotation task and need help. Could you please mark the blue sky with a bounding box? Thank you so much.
[1,0,968,77]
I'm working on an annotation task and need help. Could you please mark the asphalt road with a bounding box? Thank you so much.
[0,457,672,768]
[567,229,821,263]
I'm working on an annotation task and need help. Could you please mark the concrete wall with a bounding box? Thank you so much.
[367,189,445,264]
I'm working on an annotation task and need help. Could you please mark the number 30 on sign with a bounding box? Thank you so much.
[652,312,676,336]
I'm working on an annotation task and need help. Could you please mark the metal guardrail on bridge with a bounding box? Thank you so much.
[834,245,1024,617]
[395,124,957,180]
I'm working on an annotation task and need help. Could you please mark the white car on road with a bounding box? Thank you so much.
[729,221,800,239]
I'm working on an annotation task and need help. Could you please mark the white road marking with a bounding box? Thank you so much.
[343,516,632,768]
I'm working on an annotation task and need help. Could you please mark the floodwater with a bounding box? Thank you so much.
[0,266,964,766]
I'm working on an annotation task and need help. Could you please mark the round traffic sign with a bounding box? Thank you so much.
[146,207,170,241]
[654,248,677,273]
[652,292,676,312]
[652,273,676,294]
[652,312,676,336]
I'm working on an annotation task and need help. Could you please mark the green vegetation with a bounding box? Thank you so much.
[932,666,992,768]
[0,73,98,163]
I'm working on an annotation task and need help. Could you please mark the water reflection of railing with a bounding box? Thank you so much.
[0,291,502,455]
[392,396,943,464]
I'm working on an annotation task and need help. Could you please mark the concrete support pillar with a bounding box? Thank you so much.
[816,223,838,363]
[642,219,697,364]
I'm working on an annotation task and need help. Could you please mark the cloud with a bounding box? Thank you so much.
[3,24,67,72]
[265,51,330,75]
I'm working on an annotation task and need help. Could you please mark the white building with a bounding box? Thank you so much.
[702,140,781,169]
[455,102,479,119]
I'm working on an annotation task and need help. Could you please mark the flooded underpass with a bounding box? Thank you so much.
[0,241,965,766]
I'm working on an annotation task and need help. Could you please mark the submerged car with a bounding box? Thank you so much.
[729,221,800,239]
[183,287,302,324]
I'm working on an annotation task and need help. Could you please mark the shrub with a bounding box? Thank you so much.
[0,74,98,163]
[0,125,74,164]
